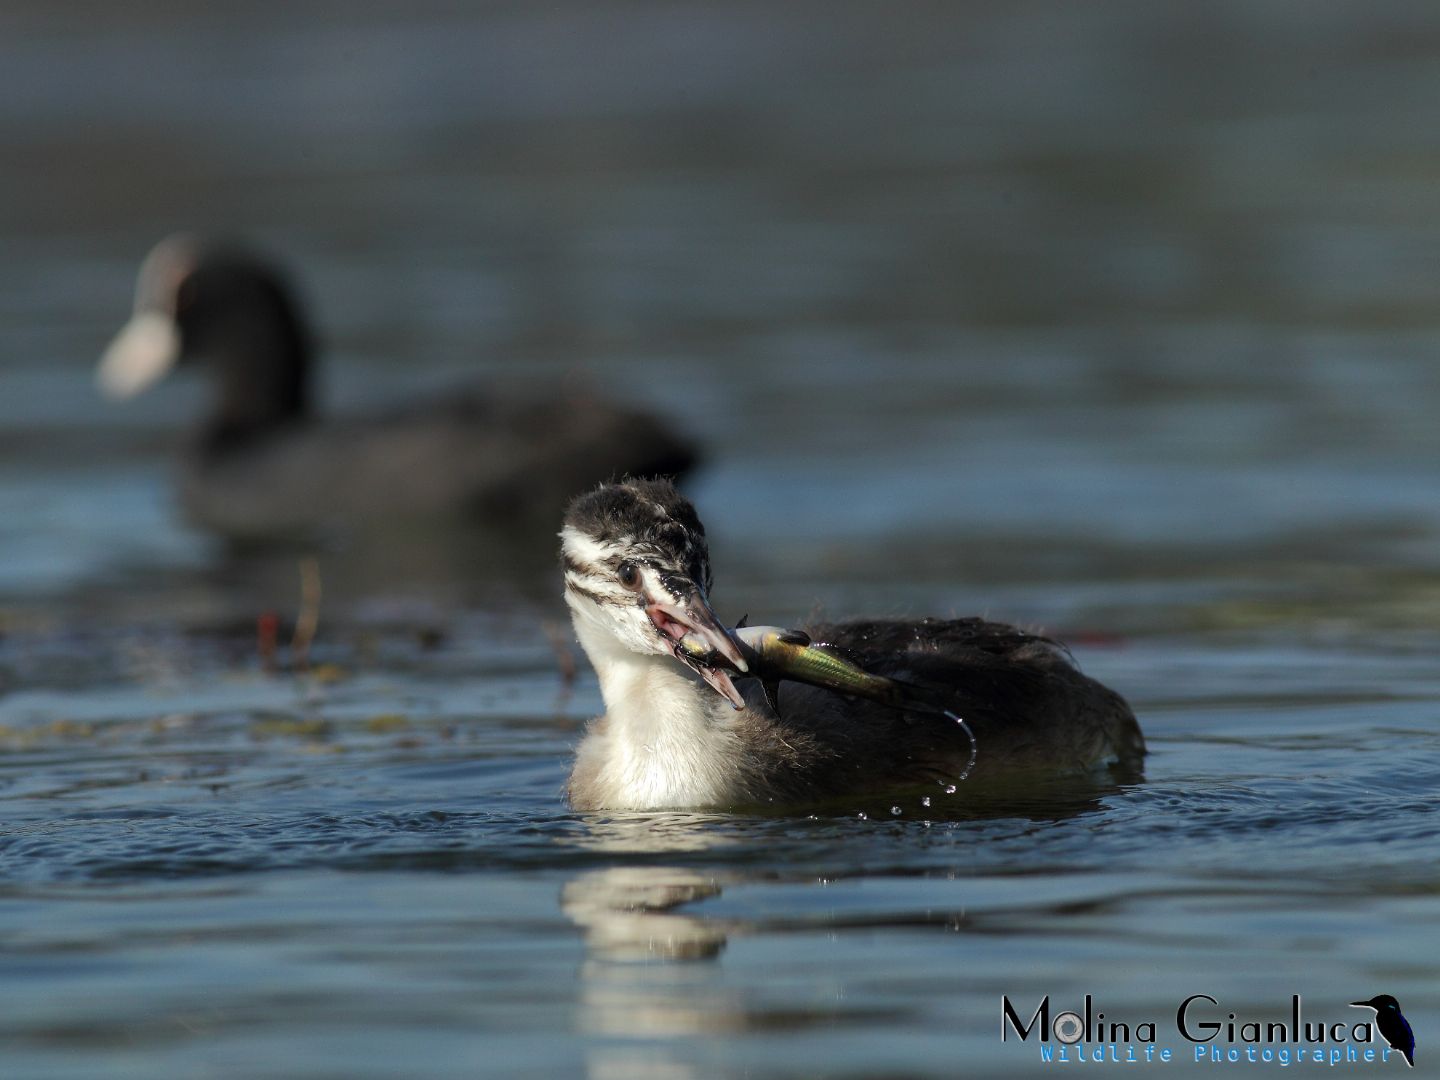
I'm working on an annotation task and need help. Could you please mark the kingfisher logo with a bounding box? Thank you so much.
[1348,997,1415,1068]
[1001,994,1417,1067]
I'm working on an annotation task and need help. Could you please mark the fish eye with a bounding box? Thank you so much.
[617,562,641,590]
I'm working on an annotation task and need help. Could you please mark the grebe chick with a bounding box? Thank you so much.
[560,478,1145,812]
[98,235,695,541]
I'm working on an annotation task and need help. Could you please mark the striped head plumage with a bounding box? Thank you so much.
[560,478,747,705]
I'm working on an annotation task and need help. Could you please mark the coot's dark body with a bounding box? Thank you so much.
[179,384,695,541]
[100,237,696,542]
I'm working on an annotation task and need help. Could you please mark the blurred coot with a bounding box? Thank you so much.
[97,235,697,542]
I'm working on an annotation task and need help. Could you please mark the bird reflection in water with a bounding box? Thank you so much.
[564,863,741,1080]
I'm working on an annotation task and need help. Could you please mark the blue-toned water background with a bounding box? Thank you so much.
[3,2,1440,1076]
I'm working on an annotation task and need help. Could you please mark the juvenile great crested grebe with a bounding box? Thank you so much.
[97,235,695,541]
[561,478,1144,811]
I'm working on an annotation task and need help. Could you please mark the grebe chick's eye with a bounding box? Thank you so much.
[616,562,641,590]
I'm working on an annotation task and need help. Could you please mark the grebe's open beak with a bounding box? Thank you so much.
[646,588,748,709]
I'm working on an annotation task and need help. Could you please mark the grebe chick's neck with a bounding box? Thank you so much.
[568,618,755,810]
[559,479,1145,812]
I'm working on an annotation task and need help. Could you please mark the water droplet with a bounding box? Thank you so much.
[921,796,931,807]
[856,811,868,820]
[890,806,902,816]
[948,710,978,782]
[944,784,957,794]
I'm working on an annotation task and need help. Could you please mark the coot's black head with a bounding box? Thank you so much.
[560,478,746,702]
[98,234,313,447]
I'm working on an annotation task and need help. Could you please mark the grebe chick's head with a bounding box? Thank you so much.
[560,478,748,705]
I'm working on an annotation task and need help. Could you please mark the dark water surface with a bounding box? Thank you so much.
[4,2,1440,1077]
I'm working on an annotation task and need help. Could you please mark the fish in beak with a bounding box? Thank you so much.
[645,586,749,709]
[676,623,948,717]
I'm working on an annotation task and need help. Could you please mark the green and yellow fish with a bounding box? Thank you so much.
[676,623,942,715]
